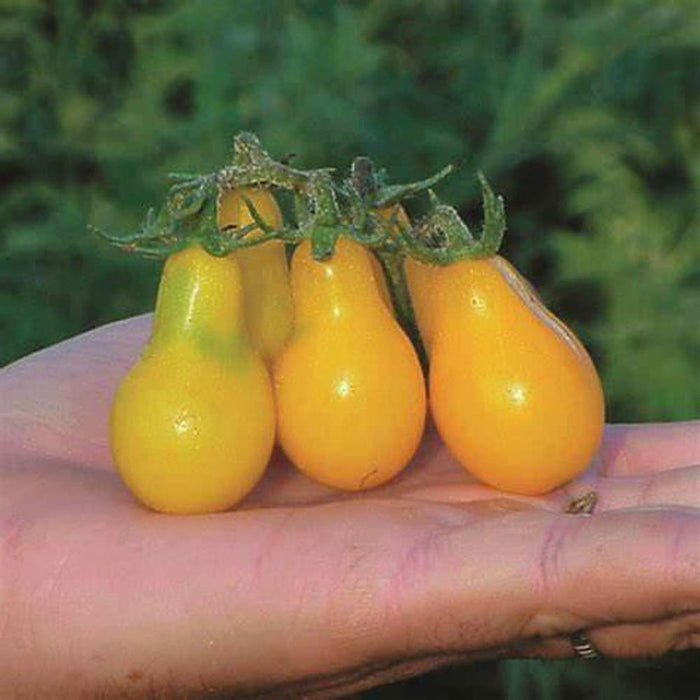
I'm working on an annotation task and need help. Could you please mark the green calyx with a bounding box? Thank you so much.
[398,173,506,266]
[91,131,507,267]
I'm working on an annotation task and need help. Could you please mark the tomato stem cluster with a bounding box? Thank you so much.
[92,132,506,350]
[93,132,505,262]
[400,174,506,265]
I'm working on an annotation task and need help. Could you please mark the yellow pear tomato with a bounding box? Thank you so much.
[110,245,275,514]
[429,255,605,495]
[217,186,293,362]
[273,236,426,490]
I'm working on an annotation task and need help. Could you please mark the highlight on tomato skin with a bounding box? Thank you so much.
[428,254,605,496]
[273,236,427,492]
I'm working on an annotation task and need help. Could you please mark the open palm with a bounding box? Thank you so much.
[2,315,699,698]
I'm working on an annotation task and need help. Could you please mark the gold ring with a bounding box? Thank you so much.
[570,629,601,659]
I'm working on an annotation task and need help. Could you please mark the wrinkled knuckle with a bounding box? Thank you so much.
[662,513,700,610]
[537,517,577,598]
[520,517,584,639]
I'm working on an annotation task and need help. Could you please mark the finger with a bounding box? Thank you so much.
[523,507,700,633]
[584,465,700,512]
[599,422,700,477]
[518,611,700,659]
[0,315,151,469]
[384,460,700,517]
[383,422,700,506]
[395,506,700,658]
[587,611,700,657]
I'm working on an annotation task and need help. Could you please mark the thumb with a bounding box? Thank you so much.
[0,315,152,468]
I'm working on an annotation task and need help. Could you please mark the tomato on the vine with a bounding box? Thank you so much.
[273,236,426,490]
[217,187,293,362]
[429,255,605,495]
[110,245,275,514]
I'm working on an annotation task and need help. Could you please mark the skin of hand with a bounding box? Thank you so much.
[1,315,699,699]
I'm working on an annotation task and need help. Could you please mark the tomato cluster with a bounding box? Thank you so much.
[103,133,604,514]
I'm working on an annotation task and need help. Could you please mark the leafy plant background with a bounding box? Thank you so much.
[2,0,698,696]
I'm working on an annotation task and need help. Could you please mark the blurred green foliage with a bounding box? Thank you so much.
[1,0,699,696]
[2,0,699,422]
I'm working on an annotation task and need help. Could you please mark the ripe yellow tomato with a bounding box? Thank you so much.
[429,255,605,495]
[217,186,293,362]
[404,257,438,352]
[375,203,437,350]
[274,236,426,490]
[110,245,275,514]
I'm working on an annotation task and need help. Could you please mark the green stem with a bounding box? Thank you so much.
[373,162,456,208]
[351,156,379,199]
[307,170,340,225]
[305,170,346,260]
[310,226,340,261]
[218,132,312,192]
[398,174,506,265]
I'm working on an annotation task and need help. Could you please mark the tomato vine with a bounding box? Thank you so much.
[92,131,508,365]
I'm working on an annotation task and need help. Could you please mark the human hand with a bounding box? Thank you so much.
[2,315,699,698]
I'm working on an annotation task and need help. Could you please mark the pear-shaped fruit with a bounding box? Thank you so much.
[274,237,426,490]
[110,245,275,514]
[429,255,605,495]
[217,187,293,362]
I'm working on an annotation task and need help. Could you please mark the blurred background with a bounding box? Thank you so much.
[2,0,698,696]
